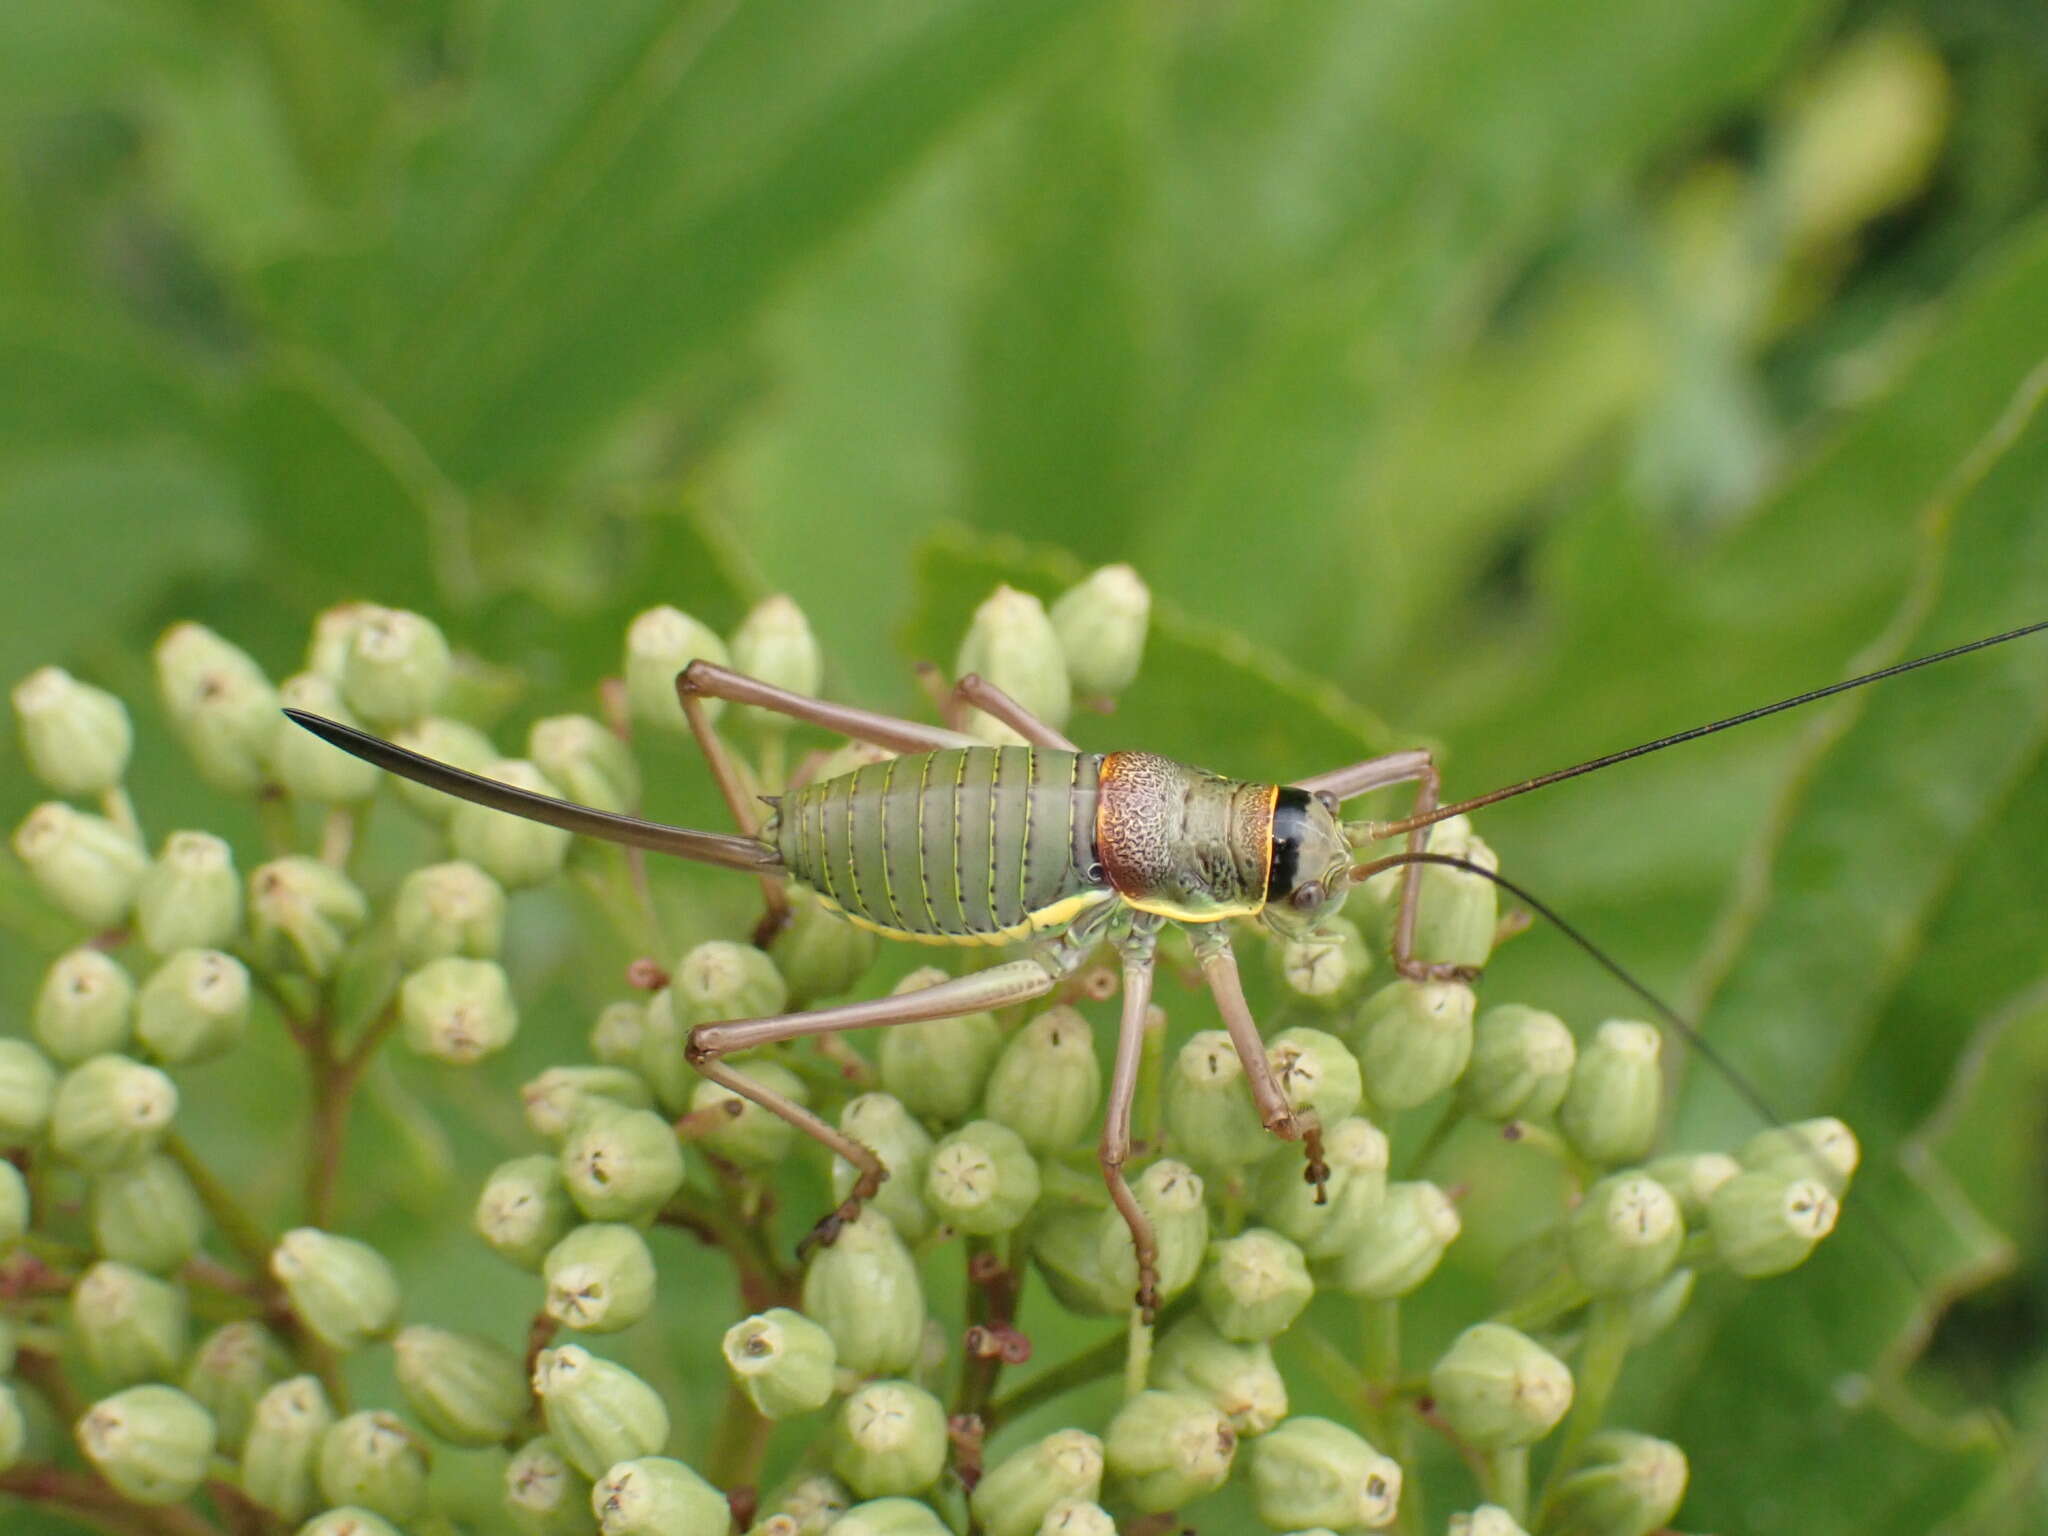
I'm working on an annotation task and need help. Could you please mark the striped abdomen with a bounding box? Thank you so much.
[774,748,1109,945]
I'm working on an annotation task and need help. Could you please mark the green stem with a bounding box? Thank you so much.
[1402,1100,1462,1178]
[256,791,296,859]
[1481,1445,1531,1525]
[1360,1297,1419,1536]
[0,1463,224,1536]
[1490,1269,1590,1334]
[163,1134,273,1279]
[98,787,143,848]
[704,1376,773,1494]
[1539,1295,1634,1517]
[1123,1305,1154,1400]
[986,1296,1194,1431]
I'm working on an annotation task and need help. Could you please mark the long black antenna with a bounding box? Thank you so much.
[1364,619,2048,839]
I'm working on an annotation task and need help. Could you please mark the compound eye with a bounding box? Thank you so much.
[1290,881,1325,912]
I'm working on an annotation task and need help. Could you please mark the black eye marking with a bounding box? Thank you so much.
[1290,881,1325,911]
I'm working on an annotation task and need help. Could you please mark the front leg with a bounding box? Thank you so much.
[1186,925,1327,1198]
[1100,926,1162,1320]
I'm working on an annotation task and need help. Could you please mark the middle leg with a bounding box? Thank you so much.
[1188,924,1326,1197]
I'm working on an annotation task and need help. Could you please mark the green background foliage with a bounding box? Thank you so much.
[3,0,2046,1530]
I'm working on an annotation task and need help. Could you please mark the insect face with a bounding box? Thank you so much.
[1262,786,1354,939]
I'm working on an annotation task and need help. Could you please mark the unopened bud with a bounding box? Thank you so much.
[1559,1023,1662,1167]
[51,1054,177,1170]
[304,602,372,679]
[477,1155,576,1271]
[1407,817,1499,970]
[389,716,498,824]
[1543,1429,1687,1536]
[506,1435,592,1535]
[690,1062,808,1168]
[1051,565,1150,699]
[90,1154,205,1272]
[755,1472,851,1534]
[1348,978,1476,1111]
[300,1510,404,1536]
[13,802,145,928]
[530,714,641,814]
[135,832,243,955]
[1738,1117,1859,1196]
[1269,1026,1364,1127]
[272,674,382,803]
[317,1409,429,1523]
[1255,1116,1388,1262]
[247,856,367,979]
[955,586,1072,745]
[340,606,451,727]
[76,1384,215,1505]
[400,956,517,1064]
[590,1000,649,1067]
[1027,1205,1120,1317]
[1098,1159,1209,1305]
[1332,1180,1460,1299]
[1463,1004,1575,1122]
[545,1223,657,1335]
[523,1066,652,1143]
[982,1005,1101,1154]
[154,623,278,793]
[560,1104,685,1223]
[1152,1314,1289,1437]
[1450,1506,1531,1536]
[722,1307,836,1419]
[76,1260,191,1388]
[0,1039,56,1143]
[625,607,728,732]
[1036,1500,1116,1535]
[393,1326,530,1447]
[925,1118,1042,1235]
[35,949,134,1063]
[801,1207,926,1376]
[830,1500,953,1536]
[241,1376,334,1520]
[1199,1227,1315,1342]
[830,1379,948,1498]
[1274,917,1372,1009]
[136,949,250,1064]
[970,1428,1105,1536]
[451,760,573,889]
[271,1228,400,1351]
[1568,1173,1684,1297]
[393,861,506,967]
[1644,1152,1741,1226]
[832,1093,936,1242]
[673,938,787,1027]
[0,1381,23,1472]
[592,1455,731,1535]
[532,1344,671,1480]
[1165,1030,1278,1169]
[1429,1323,1573,1449]
[770,886,880,1006]
[1249,1416,1401,1532]
[730,596,824,734]
[878,968,1001,1121]
[181,1320,288,1455]
[13,666,131,795]
[1706,1170,1839,1277]
[1104,1389,1236,1512]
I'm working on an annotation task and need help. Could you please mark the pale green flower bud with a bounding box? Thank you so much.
[1559,1022,1662,1167]
[247,857,367,979]
[1250,1416,1401,1531]
[593,1455,731,1535]
[305,602,372,680]
[340,606,451,727]
[982,1004,1101,1154]
[317,1409,429,1523]
[1408,816,1498,970]
[545,1223,657,1334]
[271,1228,400,1350]
[969,1428,1104,1536]
[1255,1116,1389,1262]
[530,714,641,814]
[1165,1030,1277,1169]
[1199,1227,1315,1342]
[1104,1389,1236,1512]
[925,1119,1042,1235]
[832,1093,936,1242]
[76,1384,215,1504]
[1273,917,1372,1010]
[1331,1180,1460,1299]
[731,595,824,735]
[506,1435,593,1535]
[451,760,574,889]
[153,623,278,793]
[1098,1159,1209,1305]
[1544,1430,1687,1536]
[532,1344,671,1480]
[637,988,694,1114]
[560,1105,685,1223]
[1153,1314,1289,1436]
[13,666,131,795]
[1462,1004,1576,1122]
[770,887,880,1006]
[801,1207,925,1376]
[13,803,145,928]
[590,1000,649,1067]
[393,1325,530,1447]
[271,674,382,803]
[1269,1026,1364,1127]
[1738,1117,1860,1196]
[673,939,789,1028]
[1027,1205,1119,1317]
[626,606,729,732]
[878,967,1002,1121]
[1450,1505,1530,1536]
[1706,1170,1839,1277]
[34,948,134,1063]
[134,832,242,954]
[1644,1151,1741,1226]
[1349,979,1475,1111]
[300,1509,404,1536]
[957,585,1072,744]
[393,860,506,967]
[722,1307,836,1419]
[830,1499,952,1536]
[51,1054,177,1170]
[1429,1323,1573,1450]
[399,956,518,1064]
[1568,1173,1684,1297]
[830,1379,947,1498]
[1627,1267,1696,1346]
[690,1062,808,1168]
[389,716,498,824]
[1037,1500,1116,1535]
[0,1380,23,1472]
[241,1376,333,1518]
[90,1154,205,1272]
[136,949,250,1064]
[181,1321,289,1455]
[523,1066,653,1142]
[755,1472,850,1534]
[0,1039,57,1144]
[1051,564,1149,699]
[477,1154,576,1271]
